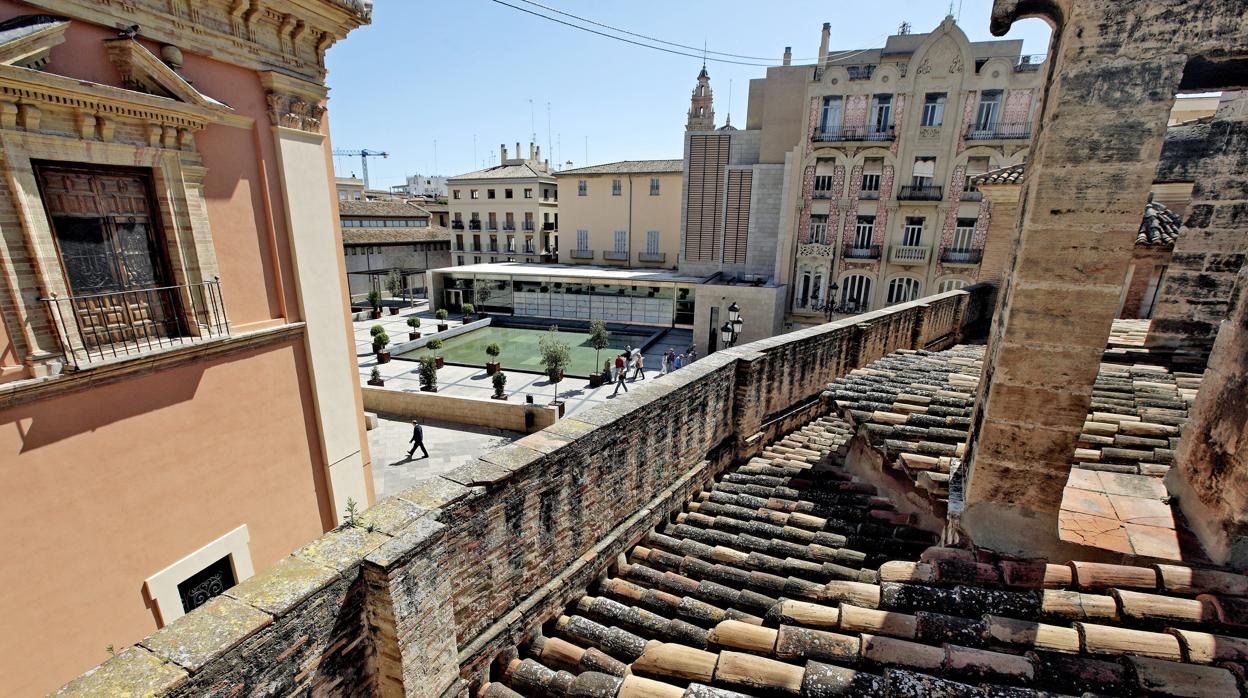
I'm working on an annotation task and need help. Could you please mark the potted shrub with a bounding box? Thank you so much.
[538,325,570,414]
[426,338,444,369]
[385,270,402,314]
[417,356,438,392]
[588,320,610,388]
[406,316,421,341]
[462,302,476,321]
[435,308,449,332]
[491,371,507,400]
[372,330,391,363]
[367,366,384,387]
[367,290,382,319]
[484,341,502,375]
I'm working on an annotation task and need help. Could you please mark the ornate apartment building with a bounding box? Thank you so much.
[447,142,558,265]
[791,17,1043,321]
[0,1,371,693]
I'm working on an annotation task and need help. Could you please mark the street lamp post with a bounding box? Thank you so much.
[825,281,839,322]
[722,301,745,348]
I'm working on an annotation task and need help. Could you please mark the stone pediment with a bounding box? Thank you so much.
[0,14,68,70]
[103,37,228,110]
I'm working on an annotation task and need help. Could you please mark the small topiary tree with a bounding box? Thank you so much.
[485,341,501,362]
[462,302,475,317]
[538,325,571,403]
[372,331,389,354]
[370,324,385,337]
[588,319,610,369]
[492,371,507,399]
[435,308,449,321]
[426,338,443,355]
[385,269,402,298]
[417,356,438,392]
[367,290,381,311]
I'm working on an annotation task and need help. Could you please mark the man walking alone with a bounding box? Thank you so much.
[611,353,629,396]
[406,419,429,460]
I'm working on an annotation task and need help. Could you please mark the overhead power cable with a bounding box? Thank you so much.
[489,0,884,68]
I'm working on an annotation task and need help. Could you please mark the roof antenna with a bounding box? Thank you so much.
[702,39,707,68]
[726,79,733,127]
[898,21,911,35]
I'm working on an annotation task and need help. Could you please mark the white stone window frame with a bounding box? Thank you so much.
[143,524,254,627]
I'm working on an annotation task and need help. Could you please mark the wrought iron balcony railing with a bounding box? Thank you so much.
[602,250,629,261]
[961,189,983,202]
[842,244,881,260]
[638,252,666,263]
[813,126,895,143]
[940,247,984,265]
[570,249,594,260]
[41,279,230,370]
[543,222,555,231]
[898,185,943,201]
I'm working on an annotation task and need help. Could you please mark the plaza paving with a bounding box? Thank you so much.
[353,302,695,496]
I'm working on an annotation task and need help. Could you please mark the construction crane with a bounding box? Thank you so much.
[332,148,388,190]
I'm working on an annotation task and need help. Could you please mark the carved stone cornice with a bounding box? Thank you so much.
[797,243,834,258]
[19,0,369,82]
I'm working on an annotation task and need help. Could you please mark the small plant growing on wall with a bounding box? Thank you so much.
[406,316,421,340]
[538,325,571,405]
[492,371,507,400]
[485,341,502,375]
[418,356,438,392]
[426,337,444,368]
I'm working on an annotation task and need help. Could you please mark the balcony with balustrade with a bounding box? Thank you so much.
[570,249,594,260]
[966,121,1032,141]
[889,245,931,265]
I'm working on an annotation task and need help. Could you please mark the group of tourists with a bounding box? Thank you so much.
[607,344,696,397]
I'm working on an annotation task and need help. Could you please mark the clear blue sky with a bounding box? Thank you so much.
[325,0,1051,189]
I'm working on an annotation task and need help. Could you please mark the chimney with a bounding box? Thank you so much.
[515,142,521,161]
[819,23,830,65]
[500,143,508,161]
[535,144,541,161]
[783,46,792,66]
[529,142,535,160]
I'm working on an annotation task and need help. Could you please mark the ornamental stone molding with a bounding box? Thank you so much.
[21,0,369,82]
[797,243,834,258]
[260,71,328,134]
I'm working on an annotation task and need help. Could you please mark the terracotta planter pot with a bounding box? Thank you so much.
[435,356,444,369]
[420,386,438,393]
[486,362,500,375]
[588,374,604,388]
[553,401,566,417]
[370,309,382,319]
[367,378,384,387]
[409,331,421,341]
[491,393,508,400]
[376,351,391,363]
[388,307,400,315]
[437,323,449,332]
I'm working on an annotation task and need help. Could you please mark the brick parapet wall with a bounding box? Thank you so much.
[55,287,991,698]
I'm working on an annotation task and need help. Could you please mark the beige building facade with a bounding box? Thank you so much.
[448,142,558,264]
[554,160,682,268]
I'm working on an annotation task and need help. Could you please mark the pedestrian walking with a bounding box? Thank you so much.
[660,347,672,375]
[687,346,697,363]
[632,352,646,380]
[611,354,630,396]
[614,353,626,383]
[406,419,429,460]
[603,358,613,383]
[674,353,685,370]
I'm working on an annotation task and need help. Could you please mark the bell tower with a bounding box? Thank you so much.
[686,64,715,131]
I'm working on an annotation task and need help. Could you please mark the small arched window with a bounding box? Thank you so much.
[840,274,872,312]
[887,277,922,305]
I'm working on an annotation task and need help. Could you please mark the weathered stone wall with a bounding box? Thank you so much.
[56,287,990,698]
[1147,93,1248,353]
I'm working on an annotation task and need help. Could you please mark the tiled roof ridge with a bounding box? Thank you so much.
[499,411,1248,698]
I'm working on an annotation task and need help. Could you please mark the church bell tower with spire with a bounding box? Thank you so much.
[686,64,715,131]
